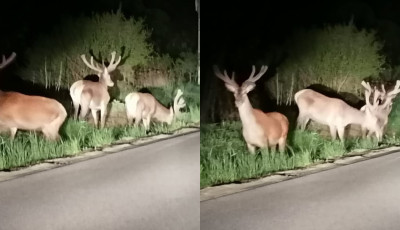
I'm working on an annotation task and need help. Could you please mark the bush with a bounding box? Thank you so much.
[268,20,386,105]
[20,8,153,90]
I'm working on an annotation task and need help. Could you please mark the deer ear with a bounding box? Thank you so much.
[242,83,256,94]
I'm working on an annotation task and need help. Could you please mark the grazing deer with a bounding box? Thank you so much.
[213,65,289,153]
[0,52,67,140]
[295,81,384,142]
[125,89,186,130]
[360,80,400,137]
[70,51,121,128]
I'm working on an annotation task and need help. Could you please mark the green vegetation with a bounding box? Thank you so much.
[0,106,199,171]
[200,121,393,188]
[20,8,198,101]
[22,9,153,89]
[267,20,385,105]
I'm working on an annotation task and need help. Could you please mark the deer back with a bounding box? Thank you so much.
[295,89,358,124]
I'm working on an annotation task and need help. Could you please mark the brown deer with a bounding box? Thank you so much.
[124,89,186,130]
[360,80,400,137]
[295,81,384,142]
[0,52,67,140]
[213,65,289,153]
[70,51,121,128]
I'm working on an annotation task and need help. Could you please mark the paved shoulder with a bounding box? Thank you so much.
[201,150,400,230]
[0,132,199,230]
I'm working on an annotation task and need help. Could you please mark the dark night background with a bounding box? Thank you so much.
[0,0,197,94]
[201,0,400,122]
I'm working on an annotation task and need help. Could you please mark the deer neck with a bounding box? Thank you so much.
[236,96,257,128]
[153,103,173,124]
[99,77,110,89]
[343,107,367,126]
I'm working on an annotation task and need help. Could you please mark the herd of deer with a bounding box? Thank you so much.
[0,51,186,140]
[214,65,400,154]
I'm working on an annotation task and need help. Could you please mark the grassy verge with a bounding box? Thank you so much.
[200,121,397,189]
[0,105,199,171]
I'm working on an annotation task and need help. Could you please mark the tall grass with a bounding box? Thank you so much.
[0,106,199,171]
[200,121,387,188]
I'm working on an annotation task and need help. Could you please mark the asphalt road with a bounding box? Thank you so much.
[201,151,400,230]
[0,132,199,230]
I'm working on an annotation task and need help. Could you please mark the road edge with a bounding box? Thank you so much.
[200,145,400,202]
[0,126,200,183]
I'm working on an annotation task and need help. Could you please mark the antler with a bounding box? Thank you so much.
[81,54,103,73]
[0,52,16,69]
[361,80,381,109]
[244,65,268,84]
[173,89,186,115]
[379,80,400,110]
[213,65,239,89]
[105,51,122,72]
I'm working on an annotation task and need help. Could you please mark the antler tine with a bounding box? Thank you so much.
[381,84,386,94]
[372,86,380,108]
[106,51,122,72]
[173,89,186,115]
[361,80,372,92]
[248,65,256,80]
[387,80,400,97]
[361,81,373,107]
[213,65,239,88]
[247,65,268,83]
[0,52,16,69]
[81,54,103,73]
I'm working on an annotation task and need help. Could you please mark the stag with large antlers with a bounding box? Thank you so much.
[125,89,186,130]
[0,52,67,140]
[360,80,400,137]
[295,81,384,142]
[214,65,289,153]
[70,51,121,128]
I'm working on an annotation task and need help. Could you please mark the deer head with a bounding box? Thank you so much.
[173,89,186,116]
[0,52,16,70]
[81,51,121,87]
[213,65,268,107]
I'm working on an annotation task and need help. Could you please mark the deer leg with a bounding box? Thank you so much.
[72,100,80,120]
[338,126,345,143]
[297,114,309,130]
[126,110,133,126]
[361,127,368,138]
[247,143,256,154]
[270,144,277,153]
[143,116,151,130]
[329,125,337,140]
[278,137,286,152]
[79,103,90,121]
[9,127,17,140]
[100,104,108,129]
[92,110,99,128]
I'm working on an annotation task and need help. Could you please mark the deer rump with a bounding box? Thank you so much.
[125,92,171,123]
[0,91,67,131]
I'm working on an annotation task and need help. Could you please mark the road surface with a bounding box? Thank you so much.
[201,151,400,230]
[0,132,199,230]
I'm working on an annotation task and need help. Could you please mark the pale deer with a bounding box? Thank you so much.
[295,81,384,142]
[0,52,67,140]
[213,65,289,153]
[70,51,121,128]
[125,89,186,130]
[360,80,400,137]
